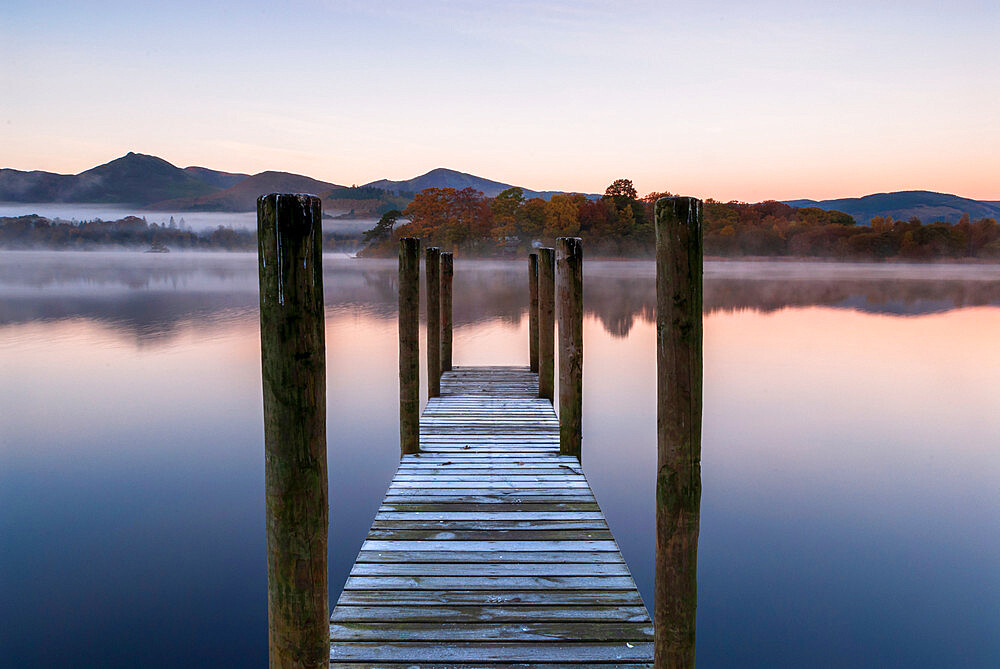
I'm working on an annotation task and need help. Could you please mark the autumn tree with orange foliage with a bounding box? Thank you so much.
[358,179,1000,260]
[397,187,493,250]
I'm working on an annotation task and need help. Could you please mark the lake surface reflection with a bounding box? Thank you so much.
[1,252,998,667]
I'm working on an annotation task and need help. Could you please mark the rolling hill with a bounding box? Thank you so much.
[183,166,249,190]
[4,154,998,221]
[785,190,1000,225]
[364,167,597,200]
[0,152,245,206]
[152,171,344,212]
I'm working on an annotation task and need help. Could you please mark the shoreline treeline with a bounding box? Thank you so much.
[0,215,359,251]
[360,180,1000,260]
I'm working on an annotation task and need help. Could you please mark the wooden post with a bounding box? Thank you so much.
[537,247,555,401]
[556,237,583,459]
[441,252,454,372]
[528,253,539,373]
[257,193,329,669]
[654,196,703,669]
[399,238,420,456]
[426,246,442,398]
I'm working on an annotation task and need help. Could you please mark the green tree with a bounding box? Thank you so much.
[491,187,525,238]
[603,178,637,204]
[363,209,402,243]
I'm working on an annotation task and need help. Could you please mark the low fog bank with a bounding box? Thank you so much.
[0,202,376,235]
[2,254,999,343]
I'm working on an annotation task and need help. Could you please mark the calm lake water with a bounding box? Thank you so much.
[2,251,998,667]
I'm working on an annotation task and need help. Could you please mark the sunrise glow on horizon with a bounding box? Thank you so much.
[2,0,998,202]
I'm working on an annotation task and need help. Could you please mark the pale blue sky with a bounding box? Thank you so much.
[2,0,998,200]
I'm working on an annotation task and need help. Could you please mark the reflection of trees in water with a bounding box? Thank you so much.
[3,255,1000,344]
[586,274,1000,337]
[707,278,1000,316]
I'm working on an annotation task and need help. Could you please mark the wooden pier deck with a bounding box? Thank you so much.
[330,366,654,666]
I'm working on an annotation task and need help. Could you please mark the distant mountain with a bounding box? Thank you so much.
[0,152,228,206]
[0,169,76,202]
[7,154,997,222]
[73,153,219,204]
[183,166,248,190]
[151,171,344,212]
[785,190,1000,225]
[364,167,596,200]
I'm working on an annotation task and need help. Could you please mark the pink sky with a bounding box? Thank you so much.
[2,1,998,202]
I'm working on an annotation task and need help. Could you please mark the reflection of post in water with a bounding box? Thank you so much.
[654,197,703,668]
[256,193,329,669]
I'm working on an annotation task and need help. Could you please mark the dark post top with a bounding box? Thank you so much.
[256,193,329,669]
[653,196,703,669]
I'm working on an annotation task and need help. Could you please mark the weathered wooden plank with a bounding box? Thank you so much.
[371,519,609,531]
[404,457,563,461]
[334,589,643,607]
[394,469,584,476]
[360,540,618,552]
[377,503,601,513]
[389,480,590,488]
[344,575,639,590]
[375,511,603,520]
[381,495,598,504]
[364,529,614,542]
[329,641,655,662]
[330,621,653,642]
[355,551,624,564]
[331,604,649,624]
[333,660,653,669]
[350,562,628,576]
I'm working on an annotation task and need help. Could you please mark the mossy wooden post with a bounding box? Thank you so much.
[440,252,454,372]
[537,247,555,401]
[257,193,329,669]
[557,237,583,459]
[528,253,539,373]
[399,238,420,456]
[426,247,442,398]
[654,196,703,669]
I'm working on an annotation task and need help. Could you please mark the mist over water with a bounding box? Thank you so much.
[0,203,375,235]
[1,252,998,667]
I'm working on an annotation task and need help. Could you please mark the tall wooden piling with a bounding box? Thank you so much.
[528,253,539,373]
[426,247,442,398]
[654,196,703,669]
[537,247,555,401]
[257,193,329,669]
[399,238,420,456]
[556,237,583,459]
[441,252,454,372]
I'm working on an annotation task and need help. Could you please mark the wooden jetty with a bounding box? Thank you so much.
[257,201,703,668]
[329,365,654,665]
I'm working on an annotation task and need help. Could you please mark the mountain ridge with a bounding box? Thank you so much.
[363,167,596,200]
[152,171,345,212]
[2,153,998,221]
[784,190,1000,225]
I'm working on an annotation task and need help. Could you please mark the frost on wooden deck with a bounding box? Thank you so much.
[330,366,653,666]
